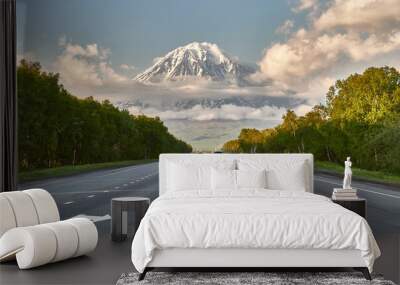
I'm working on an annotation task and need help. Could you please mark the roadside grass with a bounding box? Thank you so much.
[19,159,157,182]
[316,161,400,185]
[19,159,400,185]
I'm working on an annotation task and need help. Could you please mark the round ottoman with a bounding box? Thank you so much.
[111,197,150,242]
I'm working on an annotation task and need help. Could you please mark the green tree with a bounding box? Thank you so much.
[222,139,241,153]
[327,66,400,124]
[223,66,400,175]
[238,129,264,153]
[18,60,192,171]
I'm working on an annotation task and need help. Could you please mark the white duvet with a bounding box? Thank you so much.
[131,190,380,272]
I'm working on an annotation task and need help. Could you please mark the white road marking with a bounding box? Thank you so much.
[130,181,135,184]
[64,201,74,205]
[72,214,111,223]
[314,177,400,199]
[123,184,128,186]
[96,164,151,178]
[23,162,158,188]
[87,195,95,198]
[114,186,120,189]
[103,190,109,192]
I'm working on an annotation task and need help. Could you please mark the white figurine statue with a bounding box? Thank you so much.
[343,157,352,189]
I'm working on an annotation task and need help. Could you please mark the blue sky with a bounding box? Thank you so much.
[17,0,305,71]
[16,0,400,150]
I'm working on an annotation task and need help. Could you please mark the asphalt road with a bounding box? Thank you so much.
[18,162,400,283]
[19,162,400,232]
[19,162,160,221]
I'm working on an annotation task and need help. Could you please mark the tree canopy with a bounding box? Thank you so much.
[18,60,192,170]
[223,66,400,174]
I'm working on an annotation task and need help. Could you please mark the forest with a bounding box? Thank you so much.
[18,60,192,170]
[223,66,400,175]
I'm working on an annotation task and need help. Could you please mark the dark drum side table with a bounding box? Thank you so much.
[332,198,366,218]
[111,197,150,242]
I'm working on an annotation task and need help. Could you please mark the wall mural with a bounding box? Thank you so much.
[17,0,400,179]
[14,2,400,282]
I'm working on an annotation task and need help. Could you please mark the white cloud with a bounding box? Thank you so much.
[257,0,400,95]
[276,20,294,35]
[99,62,128,84]
[17,51,36,65]
[127,104,288,122]
[58,35,67,46]
[314,0,400,32]
[55,40,131,90]
[293,104,313,116]
[120,64,136,71]
[64,43,99,58]
[56,47,103,87]
[53,40,288,102]
[258,32,400,87]
[292,0,318,13]
[296,76,336,103]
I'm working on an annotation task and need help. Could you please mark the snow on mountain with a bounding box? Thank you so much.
[134,42,255,85]
[116,95,304,112]
[172,96,302,110]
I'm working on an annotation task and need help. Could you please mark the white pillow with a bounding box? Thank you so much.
[268,161,307,191]
[236,169,267,189]
[167,162,211,191]
[238,159,307,191]
[211,168,236,191]
[166,159,236,192]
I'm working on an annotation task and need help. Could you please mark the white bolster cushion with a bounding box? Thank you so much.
[0,196,17,237]
[0,218,98,269]
[0,226,57,269]
[1,192,39,227]
[64,218,98,257]
[23,189,60,224]
[42,221,79,262]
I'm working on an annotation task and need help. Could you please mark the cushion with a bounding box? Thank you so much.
[167,162,211,191]
[65,218,98,257]
[23,189,60,224]
[1,192,39,227]
[42,221,79,262]
[211,168,236,191]
[0,190,60,238]
[0,226,57,269]
[236,169,267,189]
[0,218,98,269]
[0,196,16,237]
[238,159,307,191]
[166,159,236,192]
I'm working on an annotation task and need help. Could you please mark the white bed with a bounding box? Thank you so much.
[131,154,380,280]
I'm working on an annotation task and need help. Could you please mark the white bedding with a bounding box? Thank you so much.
[131,190,380,272]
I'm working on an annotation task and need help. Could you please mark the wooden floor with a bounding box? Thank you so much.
[1,221,398,285]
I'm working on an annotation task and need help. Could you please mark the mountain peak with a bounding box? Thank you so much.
[135,42,254,85]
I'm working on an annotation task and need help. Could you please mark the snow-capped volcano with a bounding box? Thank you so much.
[134,42,255,85]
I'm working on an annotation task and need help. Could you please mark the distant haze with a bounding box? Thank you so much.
[17,0,400,150]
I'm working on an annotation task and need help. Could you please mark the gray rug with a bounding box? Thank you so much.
[116,272,396,285]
